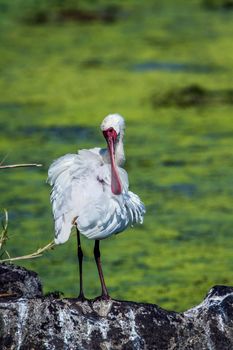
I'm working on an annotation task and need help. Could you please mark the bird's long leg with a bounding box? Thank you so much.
[94,240,110,299]
[76,226,85,301]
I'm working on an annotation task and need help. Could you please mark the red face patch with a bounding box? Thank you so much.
[103,127,118,143]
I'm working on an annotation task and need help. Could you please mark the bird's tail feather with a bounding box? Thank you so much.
[54,214,73,244]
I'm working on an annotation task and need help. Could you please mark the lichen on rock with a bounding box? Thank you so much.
[1,264,233,349]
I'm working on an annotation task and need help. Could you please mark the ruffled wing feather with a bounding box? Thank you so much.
[48,149,145,244]
[48,149,103,243]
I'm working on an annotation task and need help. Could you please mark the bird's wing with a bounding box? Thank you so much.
[117,168,145,226]
[123,190,146,226]
[47,149,103,244]
[76,166,145,240]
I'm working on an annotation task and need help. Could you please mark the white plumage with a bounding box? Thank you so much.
[48,114,145,245]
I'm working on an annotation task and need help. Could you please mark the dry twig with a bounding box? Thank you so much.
[0,210,8,250]
[0,161,55,263]
[0,292,17,298]
[0,240,56,263]
[0,164,42,169]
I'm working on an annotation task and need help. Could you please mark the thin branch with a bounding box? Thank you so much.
[0,292,17,298]
[5,250,11,259]
[0,210,8,250]
[0,153,9,166]
[0,164,42,169]
[0,240,56,263]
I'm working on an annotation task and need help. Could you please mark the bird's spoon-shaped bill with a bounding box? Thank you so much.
[103,129,122,195]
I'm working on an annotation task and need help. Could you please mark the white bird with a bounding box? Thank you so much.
[48,113,145,300]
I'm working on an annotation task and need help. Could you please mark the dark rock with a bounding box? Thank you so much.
[1,265,233,349]
[203,0,233,10]
[152,84,233,107]
[162,159,186,167]
[0,263,42,298]
[57,5,121,23]
[23,5,122,25]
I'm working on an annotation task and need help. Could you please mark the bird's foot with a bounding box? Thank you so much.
[76,292,86,302]
[94,294,111,302]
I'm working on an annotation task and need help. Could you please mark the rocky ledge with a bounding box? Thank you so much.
[0,264,233,350]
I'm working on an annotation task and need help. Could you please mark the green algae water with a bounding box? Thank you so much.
[0,0,233,311]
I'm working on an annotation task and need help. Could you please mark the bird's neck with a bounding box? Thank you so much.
[115,134,125,166]
[101,134,125,166]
